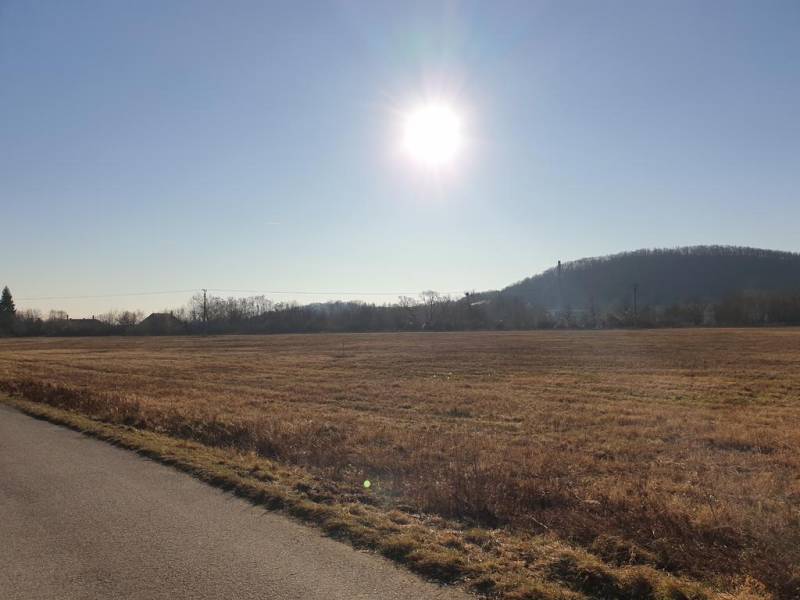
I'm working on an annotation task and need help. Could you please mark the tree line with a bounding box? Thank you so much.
[3,285,800,337]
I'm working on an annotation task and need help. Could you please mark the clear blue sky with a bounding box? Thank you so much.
[2,1,799,317]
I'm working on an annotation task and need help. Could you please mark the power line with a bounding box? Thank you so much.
[17,287,466,301]
[206,288,462,296]
[17,289,199,301]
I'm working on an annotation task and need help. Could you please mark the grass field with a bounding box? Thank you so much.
[1,330,798,599]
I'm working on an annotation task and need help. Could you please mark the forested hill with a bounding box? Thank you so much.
[502,246,800,310]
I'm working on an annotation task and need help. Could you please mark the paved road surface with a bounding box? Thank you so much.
[0,404,468,600]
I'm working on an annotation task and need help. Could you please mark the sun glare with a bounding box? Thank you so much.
[401,102,464,169]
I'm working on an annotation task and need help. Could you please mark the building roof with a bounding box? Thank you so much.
[137,312,186,335]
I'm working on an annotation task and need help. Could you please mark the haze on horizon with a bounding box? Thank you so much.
[2,1,799,317]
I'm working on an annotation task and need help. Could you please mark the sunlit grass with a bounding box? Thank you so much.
[1,330,798,598]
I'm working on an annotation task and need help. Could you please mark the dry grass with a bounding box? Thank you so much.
[1,330,798,598]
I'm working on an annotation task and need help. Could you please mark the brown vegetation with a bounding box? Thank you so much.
[1,330,798,598]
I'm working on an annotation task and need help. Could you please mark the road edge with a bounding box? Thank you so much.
[0,393,724,600]
[0,394,489,596]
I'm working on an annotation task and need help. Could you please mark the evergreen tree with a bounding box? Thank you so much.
[0,286,15,315]
[0,286,14,334]
[0,286,17,315]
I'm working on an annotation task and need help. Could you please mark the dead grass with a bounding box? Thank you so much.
[1,330,798,598]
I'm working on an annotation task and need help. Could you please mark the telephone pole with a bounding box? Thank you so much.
[202,288,208,335]
[557,260,563,312]
[633,283,638,322]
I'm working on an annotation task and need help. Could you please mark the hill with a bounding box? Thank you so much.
[501,246,800,310]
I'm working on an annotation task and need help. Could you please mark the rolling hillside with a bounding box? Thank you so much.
[502,246,800,310]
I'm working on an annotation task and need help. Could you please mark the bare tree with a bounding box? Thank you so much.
[420,291,444,328]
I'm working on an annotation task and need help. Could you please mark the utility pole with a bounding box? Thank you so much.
[557,260,563,313]
[633,283,638,322]
[202,288,208,335]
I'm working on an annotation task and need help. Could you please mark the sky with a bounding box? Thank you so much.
[2,1,799,317]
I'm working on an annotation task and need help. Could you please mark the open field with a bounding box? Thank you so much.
[1,330,798,599]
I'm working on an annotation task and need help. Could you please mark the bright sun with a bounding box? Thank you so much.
[401,102,464,169]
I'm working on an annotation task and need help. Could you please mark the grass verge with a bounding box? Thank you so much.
[0,393,764,600]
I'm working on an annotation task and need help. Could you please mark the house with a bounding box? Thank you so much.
[136,312,186,335]
[59,317,108,335]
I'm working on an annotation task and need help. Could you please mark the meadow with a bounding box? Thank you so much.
[1,330,798,599]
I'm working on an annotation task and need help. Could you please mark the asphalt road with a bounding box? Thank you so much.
[0,404,468,600]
